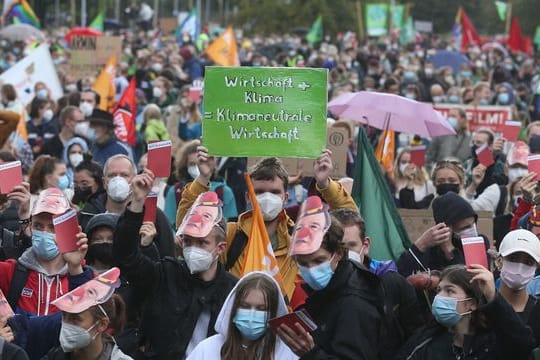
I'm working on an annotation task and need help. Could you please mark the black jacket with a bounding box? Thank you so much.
[299,260,383,360]
[395,294,536,360]
[79,191,175,258]
[113,207,237,359]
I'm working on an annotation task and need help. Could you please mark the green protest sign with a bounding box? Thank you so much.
[366,3,388,36]
[202,67,328,158]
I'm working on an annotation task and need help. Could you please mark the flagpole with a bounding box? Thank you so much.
[356,0,365,40]
[505,0,512,35]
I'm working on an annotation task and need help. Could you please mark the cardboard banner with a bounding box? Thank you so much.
[203,67,328,158]
[247,127,349,178]
[0,44,63,105]
[399,209,493,246]
[70,36,122,78]
[433,104,512,133]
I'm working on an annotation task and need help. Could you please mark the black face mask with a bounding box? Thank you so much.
[436,183,460,196]
[72,186,93,205]
[86,243,113,267]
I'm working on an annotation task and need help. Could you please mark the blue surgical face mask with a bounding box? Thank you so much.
[233,308,268,340]
[447,116,458,129]
[298,256,335,291]
[32,230,59,261]
[431,295,472,327]
[460,70,472,78]
[36,89,48,100]
[57,175,69,190]
[448,95,460,104]
[479,98,489,106]
[498,92,510,105]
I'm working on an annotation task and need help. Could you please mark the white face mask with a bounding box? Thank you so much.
[59,321,99,352]
[153,86,163,98]
[65,83,78,93]
[69,153,84,167]
[256,192,283,221]
[183,246,216,274]
[457,223,478,238]
[152,63,163,73]
[187,165,200,179]
[79,102,94,117]
[106,176,131,202]
[43,109,54,121]
[508,168,529,184]
[74,121,89,136]
[348,249,363,265]
[399,162,409,175]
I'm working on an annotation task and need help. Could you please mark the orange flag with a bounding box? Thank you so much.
[375,129,395,173]
[205,27,239,66]
[93,55,117,112]
[242,173,287,298]
[16,109,27,141]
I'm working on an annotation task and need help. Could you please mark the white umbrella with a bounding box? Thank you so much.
[0,24,45,42]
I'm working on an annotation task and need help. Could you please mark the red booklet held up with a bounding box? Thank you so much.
[461,236,488,268]
[0,161,23,194]
[502,121,521,142]
[268,309,317,333]
[53,209,80,254]
[475,144,494,167]
[0,288,13,318]
[143,192,158,223]
[147,140,172,178]
[189,87,202,103]
[528,155,540,181]
[409,146,426,168]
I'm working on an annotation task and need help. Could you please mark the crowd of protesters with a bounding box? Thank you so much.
[0,11,538,359]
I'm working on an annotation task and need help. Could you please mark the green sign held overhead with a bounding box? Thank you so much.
[202,67,328,158]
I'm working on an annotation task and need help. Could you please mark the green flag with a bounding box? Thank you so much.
[352,127,410,260]
[399,16,415,45]
[306,15,323,46]
[534,26,540,46]
[390,4,405,30]
[89,12,104,32]
[366,3,388,36]
[494,1,507,21]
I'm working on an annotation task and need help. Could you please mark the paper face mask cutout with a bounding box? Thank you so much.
[51,267,121,314]
[177,192,223,238]
[290,196,331,256]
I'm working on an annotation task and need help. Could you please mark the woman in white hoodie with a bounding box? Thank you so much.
[188,271,297,360]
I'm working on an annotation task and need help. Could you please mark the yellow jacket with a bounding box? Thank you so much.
[176,179,358,299]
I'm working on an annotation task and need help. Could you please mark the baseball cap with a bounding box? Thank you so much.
[499,229,540,263]
[31,188,71,216]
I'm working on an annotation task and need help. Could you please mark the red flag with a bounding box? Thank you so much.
[508,17,532,55]
[113,78,137,146]
[460,8,481,51]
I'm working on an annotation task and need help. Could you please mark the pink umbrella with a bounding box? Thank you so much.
[328,91,456,137]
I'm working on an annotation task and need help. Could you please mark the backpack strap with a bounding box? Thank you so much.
[7,261,29,311]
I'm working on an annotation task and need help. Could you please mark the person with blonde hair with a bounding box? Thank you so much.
[141,104,169,143]
[394,148,435,209]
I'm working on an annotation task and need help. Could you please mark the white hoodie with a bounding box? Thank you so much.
[187,271,298,360]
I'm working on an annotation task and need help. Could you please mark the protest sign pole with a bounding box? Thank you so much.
[81,0,87,26]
